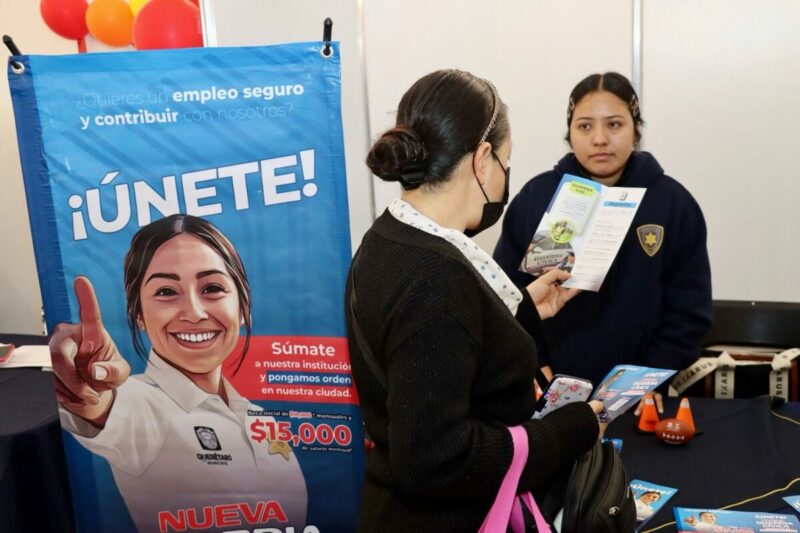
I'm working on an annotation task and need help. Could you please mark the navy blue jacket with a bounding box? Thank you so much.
[493,151,712,386]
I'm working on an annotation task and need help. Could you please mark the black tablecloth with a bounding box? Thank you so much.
[3,333,799,533]
[0,333,75,533]
[607,396,800,532]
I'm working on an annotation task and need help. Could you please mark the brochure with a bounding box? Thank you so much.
[674,507,800,532]
[630,479,677,532]
[590,365,676,422]
[519,173,645,291]
[785,496,800,515]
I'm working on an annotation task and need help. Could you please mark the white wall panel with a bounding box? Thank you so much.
[363,0,632,253]
[641,0,800,301]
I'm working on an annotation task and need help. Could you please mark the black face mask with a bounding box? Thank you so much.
[464,151,510,237]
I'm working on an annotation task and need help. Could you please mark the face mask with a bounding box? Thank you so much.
[464,151,510,237]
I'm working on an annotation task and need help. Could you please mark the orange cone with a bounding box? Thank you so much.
[637,393,660,433]
[675,397,695,433]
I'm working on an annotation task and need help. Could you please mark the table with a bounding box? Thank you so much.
[0,333,75,533]
[606,396,800,532]
[2,340,799,533]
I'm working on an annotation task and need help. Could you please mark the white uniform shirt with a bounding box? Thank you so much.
[60,351,308,532]
[693,521,725,532]
[635,498,655,521]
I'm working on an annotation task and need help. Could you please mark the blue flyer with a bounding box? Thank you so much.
[591,364,675,422]
[785,495,800,515]
[630,479,677,531]
[675,507,800,532]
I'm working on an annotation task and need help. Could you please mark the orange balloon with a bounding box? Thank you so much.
[85,0,134,47]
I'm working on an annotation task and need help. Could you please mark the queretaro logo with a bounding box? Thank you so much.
[195,426,222,451]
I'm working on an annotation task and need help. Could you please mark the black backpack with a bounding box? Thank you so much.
[559,440,636,533]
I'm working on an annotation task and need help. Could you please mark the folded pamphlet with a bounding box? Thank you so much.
[519,174,645,291]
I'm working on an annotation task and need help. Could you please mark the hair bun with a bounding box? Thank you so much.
[366,126,428,185]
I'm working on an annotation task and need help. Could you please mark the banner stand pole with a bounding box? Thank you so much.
[322,18,333,58]
[3,35,23,72]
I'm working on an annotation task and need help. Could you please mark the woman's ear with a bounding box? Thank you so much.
[137,315,145,331]
[472,141,493,184]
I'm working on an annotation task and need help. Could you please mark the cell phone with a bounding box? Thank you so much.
[0,343,14,364]
[532,374,593,419]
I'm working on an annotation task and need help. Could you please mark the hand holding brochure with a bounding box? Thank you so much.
[590,365,676,423]
[630,480,677,532]
[519,174,645,291]
[675,507,800,532]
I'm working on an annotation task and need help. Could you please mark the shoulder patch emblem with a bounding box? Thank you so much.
[269,439,293,461]
[637,224,664,257]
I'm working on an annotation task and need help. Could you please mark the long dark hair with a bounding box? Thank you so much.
[366,69,509,189]
[566,72,644,146]
[123,214,252,373]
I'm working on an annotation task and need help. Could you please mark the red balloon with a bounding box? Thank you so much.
[40,0,89,40]
[133,0,203,50]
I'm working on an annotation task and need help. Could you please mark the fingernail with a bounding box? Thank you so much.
[63,339,78,359]
[93,365,108,381]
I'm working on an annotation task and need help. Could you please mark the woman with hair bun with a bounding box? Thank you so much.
[494,72,712,409]
[346,69,603,532]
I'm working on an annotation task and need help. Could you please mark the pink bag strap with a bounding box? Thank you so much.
[511,492,551,533]
[479,426,551,533]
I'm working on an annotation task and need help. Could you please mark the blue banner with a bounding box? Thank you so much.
[9,43,363,533]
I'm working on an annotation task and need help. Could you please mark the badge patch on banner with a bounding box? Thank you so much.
[8,42,363,533]
[637,224,664,257]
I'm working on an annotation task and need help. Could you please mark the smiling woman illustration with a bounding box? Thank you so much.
[50,214,308,533]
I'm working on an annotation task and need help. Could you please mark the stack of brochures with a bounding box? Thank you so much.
[674,508,800,532]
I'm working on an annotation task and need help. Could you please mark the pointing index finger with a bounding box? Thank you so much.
[74,276,104,327]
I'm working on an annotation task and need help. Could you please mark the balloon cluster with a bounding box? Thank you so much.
[40,0,202,50]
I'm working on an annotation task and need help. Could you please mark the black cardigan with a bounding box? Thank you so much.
[346,211,598,533]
